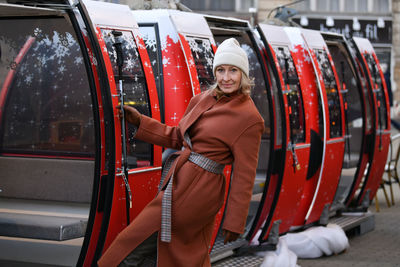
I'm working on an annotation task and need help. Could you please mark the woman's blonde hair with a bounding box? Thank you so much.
[210,71,255,99]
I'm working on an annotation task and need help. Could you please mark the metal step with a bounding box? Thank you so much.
[330,211,375,235]
[210,234,248,263]
[212,255,264,267]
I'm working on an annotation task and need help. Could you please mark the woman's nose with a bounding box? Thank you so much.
[222,72,230,80]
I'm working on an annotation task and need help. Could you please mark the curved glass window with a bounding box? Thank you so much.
[0,19,95,157]
[186,36,215,92]
[314,49,343,138]
[138,25,163,101]
[274,46,305,144]
[101,29,152,168]
[364,53,388,130]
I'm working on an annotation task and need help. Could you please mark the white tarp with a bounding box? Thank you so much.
[258,238,300,267]
[281,223,349,258]
[255,223,349,266]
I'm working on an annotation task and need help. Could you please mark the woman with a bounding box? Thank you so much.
[98,38,264,267]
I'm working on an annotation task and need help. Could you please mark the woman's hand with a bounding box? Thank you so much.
[222,229,240,244]
[118,105,141,127]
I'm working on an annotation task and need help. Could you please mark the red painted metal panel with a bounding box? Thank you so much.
[289,41,322,227]
[95,27,162,253]
[294,29,345,225]
[257,25,311,239]
[80,30,109,267]
[351,38,391,205]
[162,35,193,126]
[351,37,391,206]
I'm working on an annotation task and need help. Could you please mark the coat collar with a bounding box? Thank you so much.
[179,89,248,135]
[179,90,216,134]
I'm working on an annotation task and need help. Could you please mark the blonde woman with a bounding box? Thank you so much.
[98,38,264,267]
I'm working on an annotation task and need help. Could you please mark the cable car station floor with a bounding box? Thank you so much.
[212,185,400,267]
[0,183,398,267]
[296,186,400,267]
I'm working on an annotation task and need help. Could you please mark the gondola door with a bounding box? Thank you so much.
[202,16,281,252]
[321,33,370,212]
[0,2,105,266]
[350,37,391,207]
[278,27,328,228]
[168,12,236,251]
[134,10,233,252]
[297,28,346,225]
[99,27,162,249]
[257,24,310,240]
[80,1,163,260]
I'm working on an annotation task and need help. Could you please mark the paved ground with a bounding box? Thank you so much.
[297,183,400,267]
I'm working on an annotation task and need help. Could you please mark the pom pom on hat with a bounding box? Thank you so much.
[213,38,249,77]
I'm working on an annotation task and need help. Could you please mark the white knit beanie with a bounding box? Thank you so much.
[213,38,249,78]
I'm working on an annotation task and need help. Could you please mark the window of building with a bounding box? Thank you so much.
[210,0,235,11]
[238,0,257,12]
[316,0,328,11]
[374,0,390,13]
[345,0,356,12]
[181,0,256,12]
[358,0,369,12]
[180,0,207,10]
[330,0,340,11]
[298,0,390,13]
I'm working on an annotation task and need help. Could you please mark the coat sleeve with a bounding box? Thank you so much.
[133,92,202,149]
[222,120,264,234]
[135,115,184,150]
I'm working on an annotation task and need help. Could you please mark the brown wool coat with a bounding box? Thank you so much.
[98,89,264,267]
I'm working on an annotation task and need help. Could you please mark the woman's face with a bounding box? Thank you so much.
[215,65,242,94]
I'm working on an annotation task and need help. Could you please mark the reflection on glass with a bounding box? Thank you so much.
[353,53,373,131]
[101,29,152,168]
[138,25,162,98]
[314,49,342,138]
[365,53,388,130]
[274,46,305,144]
[1,20,94,156]
[186,36,215,92]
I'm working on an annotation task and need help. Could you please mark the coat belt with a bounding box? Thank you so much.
[159,134,225,242]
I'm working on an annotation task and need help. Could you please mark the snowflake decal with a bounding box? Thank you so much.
[145,38,157,52]
[74,56,83,65]
[9,61,18,70]
[188,38,199,52]
[33,27,42,37]
[162,56,171,67]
